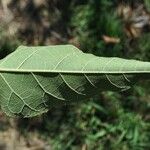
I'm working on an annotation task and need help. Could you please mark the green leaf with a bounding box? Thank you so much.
[0,45,149,117]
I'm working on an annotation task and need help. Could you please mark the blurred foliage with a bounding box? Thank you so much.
[0,30,19,59]
[144,0,150,11]
[71,0,125,57]
[0,0,150,150]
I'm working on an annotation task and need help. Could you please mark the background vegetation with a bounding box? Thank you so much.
[0,0,150,150]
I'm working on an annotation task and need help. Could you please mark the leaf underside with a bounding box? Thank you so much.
[0,45,149,117]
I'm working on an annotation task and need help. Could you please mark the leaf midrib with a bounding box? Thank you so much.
[0,69,149,74]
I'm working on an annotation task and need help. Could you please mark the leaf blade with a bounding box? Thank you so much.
[0,45,149,117]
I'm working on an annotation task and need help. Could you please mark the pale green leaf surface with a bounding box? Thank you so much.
[0,45,149,117]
